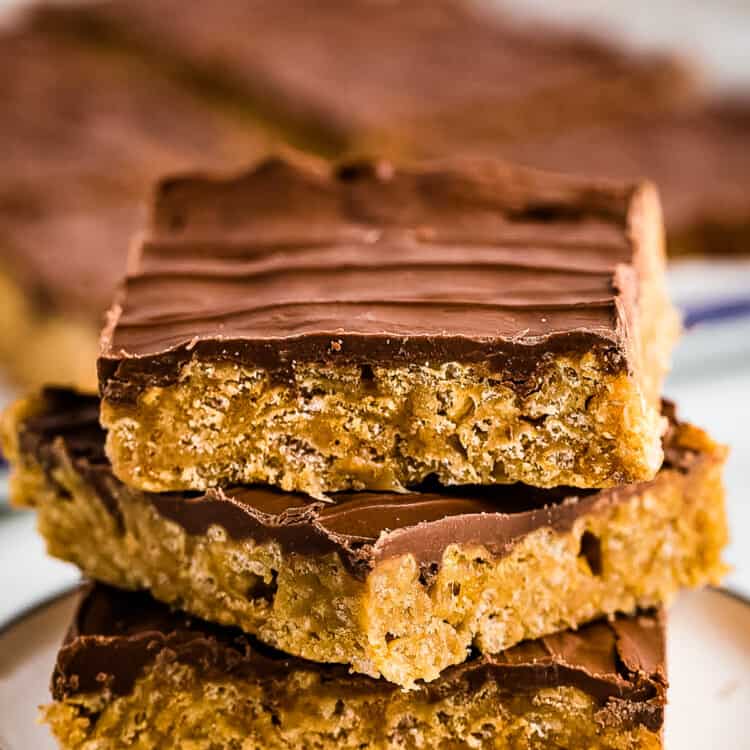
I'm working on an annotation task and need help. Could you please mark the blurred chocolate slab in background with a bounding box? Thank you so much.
[0,6,274,390]
[36,0,699,156]
[490,100,750,257]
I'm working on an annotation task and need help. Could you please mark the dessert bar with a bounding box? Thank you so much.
[44,584,668,750]
[99,157,679,495]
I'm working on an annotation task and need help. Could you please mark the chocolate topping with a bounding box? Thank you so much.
[52,584,666,732]
[100,157,652,398]
[21,389,706,581]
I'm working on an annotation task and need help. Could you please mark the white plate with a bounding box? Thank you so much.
[0,588,748,750]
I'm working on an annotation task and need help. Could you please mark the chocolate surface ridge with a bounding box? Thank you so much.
[99,157,649,398]
[52,583,667,731]
[23,389,700,580]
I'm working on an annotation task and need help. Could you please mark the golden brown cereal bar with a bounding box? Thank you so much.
[98,157,679,495]
[44,584,668,750]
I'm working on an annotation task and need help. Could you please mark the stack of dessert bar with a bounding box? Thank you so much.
[3,157,728,749]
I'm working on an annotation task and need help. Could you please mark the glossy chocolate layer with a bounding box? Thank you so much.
[52,584,666,730]
[22,389,701,581]
[35,0,695,153]
[99,157,652,397]
[0,9,268,320]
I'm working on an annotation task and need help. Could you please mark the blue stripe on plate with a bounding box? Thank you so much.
[683,297,750,328]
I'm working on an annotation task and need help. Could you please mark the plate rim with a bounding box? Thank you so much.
[0,582,83,638]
